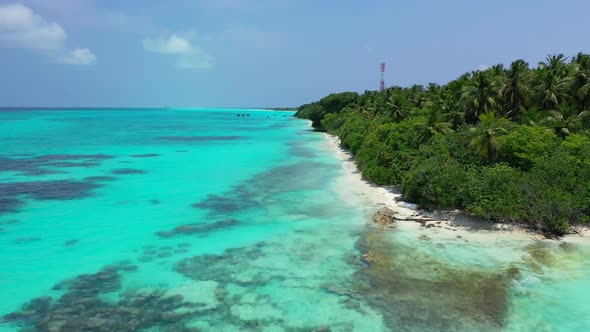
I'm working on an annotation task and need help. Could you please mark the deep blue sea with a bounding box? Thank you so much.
[1,108,589,331]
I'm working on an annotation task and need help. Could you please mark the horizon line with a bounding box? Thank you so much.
[0,107,297,111]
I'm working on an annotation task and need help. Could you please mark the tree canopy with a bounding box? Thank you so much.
[296,53,590,236]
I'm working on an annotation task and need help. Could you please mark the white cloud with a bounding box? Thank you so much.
[478,64,490,71]
[0,3,96,65]
[143,34,213,70]
[143,34,193,55]
[57,47,96,65]
[0,3,66,49]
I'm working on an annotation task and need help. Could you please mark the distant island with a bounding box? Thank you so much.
[263,108,297,111]
[296,52,590,236]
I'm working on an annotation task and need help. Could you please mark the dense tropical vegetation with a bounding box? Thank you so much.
[296,53,590,236]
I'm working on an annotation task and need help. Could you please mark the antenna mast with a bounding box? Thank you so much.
[380,62,386,91]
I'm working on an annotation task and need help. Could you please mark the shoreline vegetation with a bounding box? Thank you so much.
[296,52,590,237]
[324,131,589,243]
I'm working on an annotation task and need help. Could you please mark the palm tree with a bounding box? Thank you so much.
[570,53,590,112]
[534,71,571,110]
[437,79,467,129]
[462,71,501,123]
[571,52,590,65]
[359,103,379,119]
[519,106,551,126]
[407,84,427,108]
[489,64,506,78]
[501,59,531,119]
[547,106,590,137]
[539,54,569,78]
[373,88,391,116]
[426,83,442,98]
[469,113,510,164]
[385,94,412,122]
[416,108,454,145]
[444,107,465,130]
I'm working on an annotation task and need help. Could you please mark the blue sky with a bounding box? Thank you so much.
[0,0,589,107]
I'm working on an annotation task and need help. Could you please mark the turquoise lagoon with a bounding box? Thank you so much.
[0,108,589,331]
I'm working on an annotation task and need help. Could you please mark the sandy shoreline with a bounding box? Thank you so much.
[320,132,590,245]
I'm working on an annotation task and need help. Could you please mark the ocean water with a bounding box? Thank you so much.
[0,108,589,331]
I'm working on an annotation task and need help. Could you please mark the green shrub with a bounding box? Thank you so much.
[521,147,590,233]
[497,125,559,170]
[464,164,525,221]
[401,157,467,208]
[321,112,345,132]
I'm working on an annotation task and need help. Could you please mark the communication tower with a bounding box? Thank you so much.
[380,62,386,91]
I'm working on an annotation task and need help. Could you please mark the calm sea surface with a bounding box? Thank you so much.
[0,109,589,331]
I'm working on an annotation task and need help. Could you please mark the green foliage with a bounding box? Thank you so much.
[468,113,511,164]
[401,157,467,207]
[497,125,559,170]
[462,71,501,123]
[296,92,358,129]
[296,102,324,128]
[521,147,590,234]
[464,164,525,221]
[296,52,590,235]
[321,111,346,132]
[501,59,531,118]
[355,120,421,184]
[319,92,359,114]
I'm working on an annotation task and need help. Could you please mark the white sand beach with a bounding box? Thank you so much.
[321,132,590,245]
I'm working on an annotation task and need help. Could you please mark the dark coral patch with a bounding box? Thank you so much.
[155,219,240,238]
[0,219,20,225]
[46,161,100,168]
[192,196,253,213]
[51,266,121,296]
[4,263,198,331]
[34,154,114,161]
[288,141,318,158]
[291,146,318,158]
[0,179,102,215]
[64,239,79,247]
[16,237,41,244]
[191,162,330,217]
[22,168,65,176]
[84,176,117,182]
[120,265,138,272]
[175,245,266,285]
[131,154,160,158]
[0,154,113,176]
[111,168,146,175]
[351,228,510,331]
[0,197,23,213]
[0,180,101,201]
[0,156,60,176]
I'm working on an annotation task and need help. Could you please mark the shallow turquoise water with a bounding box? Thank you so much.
[0,108,589,331]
